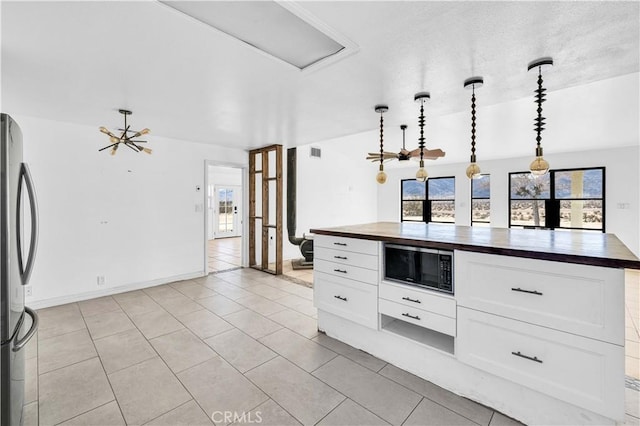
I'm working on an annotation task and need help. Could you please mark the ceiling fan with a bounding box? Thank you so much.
[99,109,152,155]
[366,124,445,163]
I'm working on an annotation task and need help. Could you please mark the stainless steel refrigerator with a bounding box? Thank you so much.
[1,114,39,426]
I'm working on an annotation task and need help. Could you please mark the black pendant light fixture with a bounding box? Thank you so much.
[464,77,483,179]
[414,92,430,182]
[99,109,152,156]
[528,57,553,176]
[374,104,389,184]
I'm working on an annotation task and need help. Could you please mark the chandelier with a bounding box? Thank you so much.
[99,109,152,155]
[528,57,553,176]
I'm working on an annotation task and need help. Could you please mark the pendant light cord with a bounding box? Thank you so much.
[470,85,476,161]
[534,66,546,150]
[379,112,384,166]
[418,100,425,161]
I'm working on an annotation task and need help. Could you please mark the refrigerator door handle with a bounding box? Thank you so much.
[13,307,38,352]
[17,162,39,285]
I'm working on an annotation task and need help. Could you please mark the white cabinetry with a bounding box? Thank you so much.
[456,251,625,420]
[313,236,379,329]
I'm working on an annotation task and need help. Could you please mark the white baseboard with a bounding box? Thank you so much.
[27,271,207,310]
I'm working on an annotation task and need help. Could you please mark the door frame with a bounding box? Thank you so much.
[213,184,242,238]
[204,160,248,273]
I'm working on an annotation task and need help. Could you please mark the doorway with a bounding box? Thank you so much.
[206,165,245,273]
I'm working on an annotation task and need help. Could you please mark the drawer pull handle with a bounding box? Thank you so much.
[402,296,421,304]
[511,288,543,296]
[334,295,348,302]
[511,351,543,364]
[334,269,347,274]
[334,256,348,260]
[333,242,347,246]
[402,313,421,321]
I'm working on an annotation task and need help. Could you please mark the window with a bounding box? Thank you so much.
[509,167,604,231]
[471,175,490,226]
[401,177,456,223]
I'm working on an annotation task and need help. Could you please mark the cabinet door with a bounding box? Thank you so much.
[457,307,624,421]
[456,251,624,345]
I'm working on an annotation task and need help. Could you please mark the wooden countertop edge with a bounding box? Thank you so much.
[310,228,640,270]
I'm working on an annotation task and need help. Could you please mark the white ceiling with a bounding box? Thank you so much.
[2,1,638,153]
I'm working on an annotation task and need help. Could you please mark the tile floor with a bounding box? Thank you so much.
[23,268,640,426]
[208,238,242,273]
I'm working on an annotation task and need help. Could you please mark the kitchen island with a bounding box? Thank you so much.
[310,222,640,425]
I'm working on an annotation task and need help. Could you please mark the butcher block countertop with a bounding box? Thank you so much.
[310,222,640,270]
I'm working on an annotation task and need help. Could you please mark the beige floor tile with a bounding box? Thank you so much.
[37,305,86,340]
[22,401,38,426]
[38,328,97,374]
[489,412,526,426]
[224,309,283,339]
[25,357,38,404]
[312,333,387,372]
[232,399,301,426]
[626,356,640,379]
[317,398,389,426]
[249,284,291,300]
[130,309,185,339]
[169,279,200,291]
[108,357,191,425]
[176,283,217,300]
[276,294,317,317]
[84,311,135,340]
[259,328,337,372]
[204,328,277,373]
[78,296,122,317]
[236,294,287,316]
[178,309,234,339]
[313,356,422,425]
[623,414,640,426]
[627,340,640,358]
[145,400,213,425]
[627,388,640,418]
[143,284,184,302]
[246,356,345,425]
[59,401,125,425]
[39,358,114,425]
[213,284,254,301]
[112,290,146,301]
[178,357,268,419]
[116,294,163,316]
[404,397,476,426]
[37,303,80,322]
[156,294,205,317]
[93,328,157,374]
[627,327,640,342]
[25,329,38,360]
[197,294,246,316]
[268,309,318,339]
[379,363,494,425]
[150,329,217,373]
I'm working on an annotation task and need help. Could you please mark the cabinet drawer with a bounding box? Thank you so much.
[457,307,623,420]
[315,247,378,271]
[379,299,456,336]
[380,282,455,318]
[315,259,378,285]
[456,251,624,345]
[314,235,379,256]
[313,272,378,329]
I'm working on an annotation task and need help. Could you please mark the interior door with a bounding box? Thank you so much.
[215,185,241,238]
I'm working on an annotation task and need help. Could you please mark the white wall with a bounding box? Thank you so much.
[377,146,640,257]
[18,114,247,306]
[285,136,379,260]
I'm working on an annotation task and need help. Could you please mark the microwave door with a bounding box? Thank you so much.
[418,251,439,288]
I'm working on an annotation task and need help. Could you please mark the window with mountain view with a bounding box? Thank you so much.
[509,167,604,231]
[471,175,490,226]
[401,177,456,223]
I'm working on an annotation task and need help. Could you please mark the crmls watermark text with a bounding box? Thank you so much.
[211,411,262,424]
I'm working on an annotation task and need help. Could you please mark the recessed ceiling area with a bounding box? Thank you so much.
[159,1,345,70]
[1,1,638,154]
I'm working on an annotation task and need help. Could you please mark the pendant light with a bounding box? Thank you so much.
[99,109,152,155]
[414,92,430,182]
[374,104,389,184]
[528,57,553,176]
[464,77,483,179]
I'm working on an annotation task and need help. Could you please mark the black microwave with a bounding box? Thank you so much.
[384,244,454,294]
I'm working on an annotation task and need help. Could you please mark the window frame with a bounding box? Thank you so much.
[400,176,456,224]
[508,167,605,232]
[470,174,490,226]
[400,179,426,222]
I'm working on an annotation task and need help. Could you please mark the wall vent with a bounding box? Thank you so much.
[310,147,321,159]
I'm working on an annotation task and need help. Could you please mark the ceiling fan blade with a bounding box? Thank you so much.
[424,148,446,159]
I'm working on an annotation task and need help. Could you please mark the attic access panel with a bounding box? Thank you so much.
[160,1,345,70]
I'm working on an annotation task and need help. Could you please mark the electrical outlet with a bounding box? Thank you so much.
[97,276,106,286]
[25,286,32,297]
